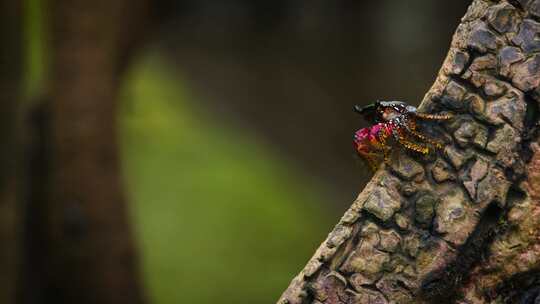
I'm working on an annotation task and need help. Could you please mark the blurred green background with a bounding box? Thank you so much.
[120,54,333,303]
[21,0,470,303]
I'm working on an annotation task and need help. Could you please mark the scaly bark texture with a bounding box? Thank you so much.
[277,0,540,303]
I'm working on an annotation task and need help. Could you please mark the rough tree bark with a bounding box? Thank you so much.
[278,0,540,303]
[0,0,22,303]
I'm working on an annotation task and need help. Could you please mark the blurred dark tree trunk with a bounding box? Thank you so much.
[25,0,152,303]
[0,0,22,303]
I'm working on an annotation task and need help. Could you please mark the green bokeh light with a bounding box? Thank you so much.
[120,53,334,304]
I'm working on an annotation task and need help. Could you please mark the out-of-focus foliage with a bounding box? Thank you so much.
[23,0,336,301]
[24,0,47,98]
[120,53,335,304]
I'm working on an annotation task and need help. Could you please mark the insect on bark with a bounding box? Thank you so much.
[353,100,453,171]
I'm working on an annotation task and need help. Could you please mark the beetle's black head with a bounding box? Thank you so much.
[354,103,379,123]
[354,100,413,123]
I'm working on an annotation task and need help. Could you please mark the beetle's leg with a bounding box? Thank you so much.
[383,146,391,166]
[367,155,380,172]
[378,130,392,165]
[404,125,444,149]
[415,112,453,121]
[399,137,430,155]
[356,140,381,172]
[358,150,380,172]
[394,128,430,155]
[407,114,445,149]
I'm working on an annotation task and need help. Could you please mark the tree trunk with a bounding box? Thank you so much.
[278,0,540,303]
[38,1,149,303]
[0,0,22,303]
